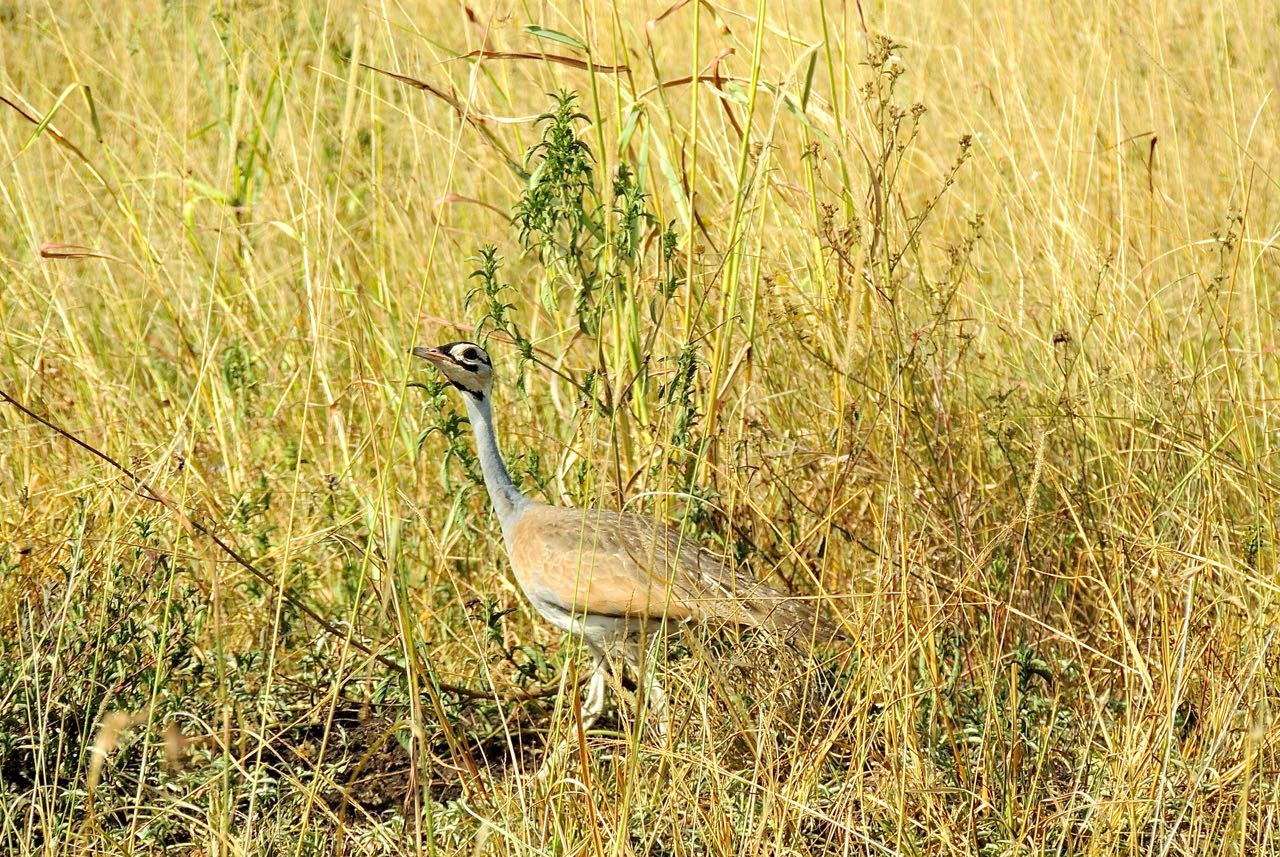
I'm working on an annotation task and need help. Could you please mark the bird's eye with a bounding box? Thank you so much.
[463,348,480,361]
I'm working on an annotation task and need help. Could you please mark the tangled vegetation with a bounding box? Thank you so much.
[1,2,1277,854]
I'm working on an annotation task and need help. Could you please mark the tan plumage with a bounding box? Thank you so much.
[508,504,830,639]
[412,339,838,734]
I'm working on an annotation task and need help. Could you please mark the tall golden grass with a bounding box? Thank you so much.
[1,1,1277,854]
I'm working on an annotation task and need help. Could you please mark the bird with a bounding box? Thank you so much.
[412,339,839,733]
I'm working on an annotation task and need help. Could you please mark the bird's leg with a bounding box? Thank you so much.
[629,630,671,738]
[535,648,609,781]
[579,650,608,731]
[642,673,669,738]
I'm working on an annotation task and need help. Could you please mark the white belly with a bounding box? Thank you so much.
[526,591,630,651]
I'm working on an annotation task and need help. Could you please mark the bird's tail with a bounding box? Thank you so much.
[754,593,848,645]
[722,574,848,645]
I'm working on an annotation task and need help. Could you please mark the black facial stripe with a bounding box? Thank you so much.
[440,340,490,366]
[448,380,484,400]
[456,360,480,372]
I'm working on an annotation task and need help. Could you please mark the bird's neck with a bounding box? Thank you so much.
[461,391,529,533]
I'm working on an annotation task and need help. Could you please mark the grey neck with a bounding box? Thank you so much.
[460,390,529,535]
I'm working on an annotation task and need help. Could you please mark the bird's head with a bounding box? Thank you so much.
[412,341,493,400]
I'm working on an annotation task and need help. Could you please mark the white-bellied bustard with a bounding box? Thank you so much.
[413,340,839,735]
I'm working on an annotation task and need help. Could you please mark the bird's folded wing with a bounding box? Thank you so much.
[508,505,836,639]
[507,505,697,620]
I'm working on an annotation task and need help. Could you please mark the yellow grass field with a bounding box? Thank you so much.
[1,1,1278,853]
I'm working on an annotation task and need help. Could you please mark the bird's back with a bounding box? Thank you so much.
[506,502,833,639]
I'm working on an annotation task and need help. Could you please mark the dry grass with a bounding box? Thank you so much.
[1,0,1278,854]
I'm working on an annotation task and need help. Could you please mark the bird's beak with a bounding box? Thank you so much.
[411,345,450,365]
